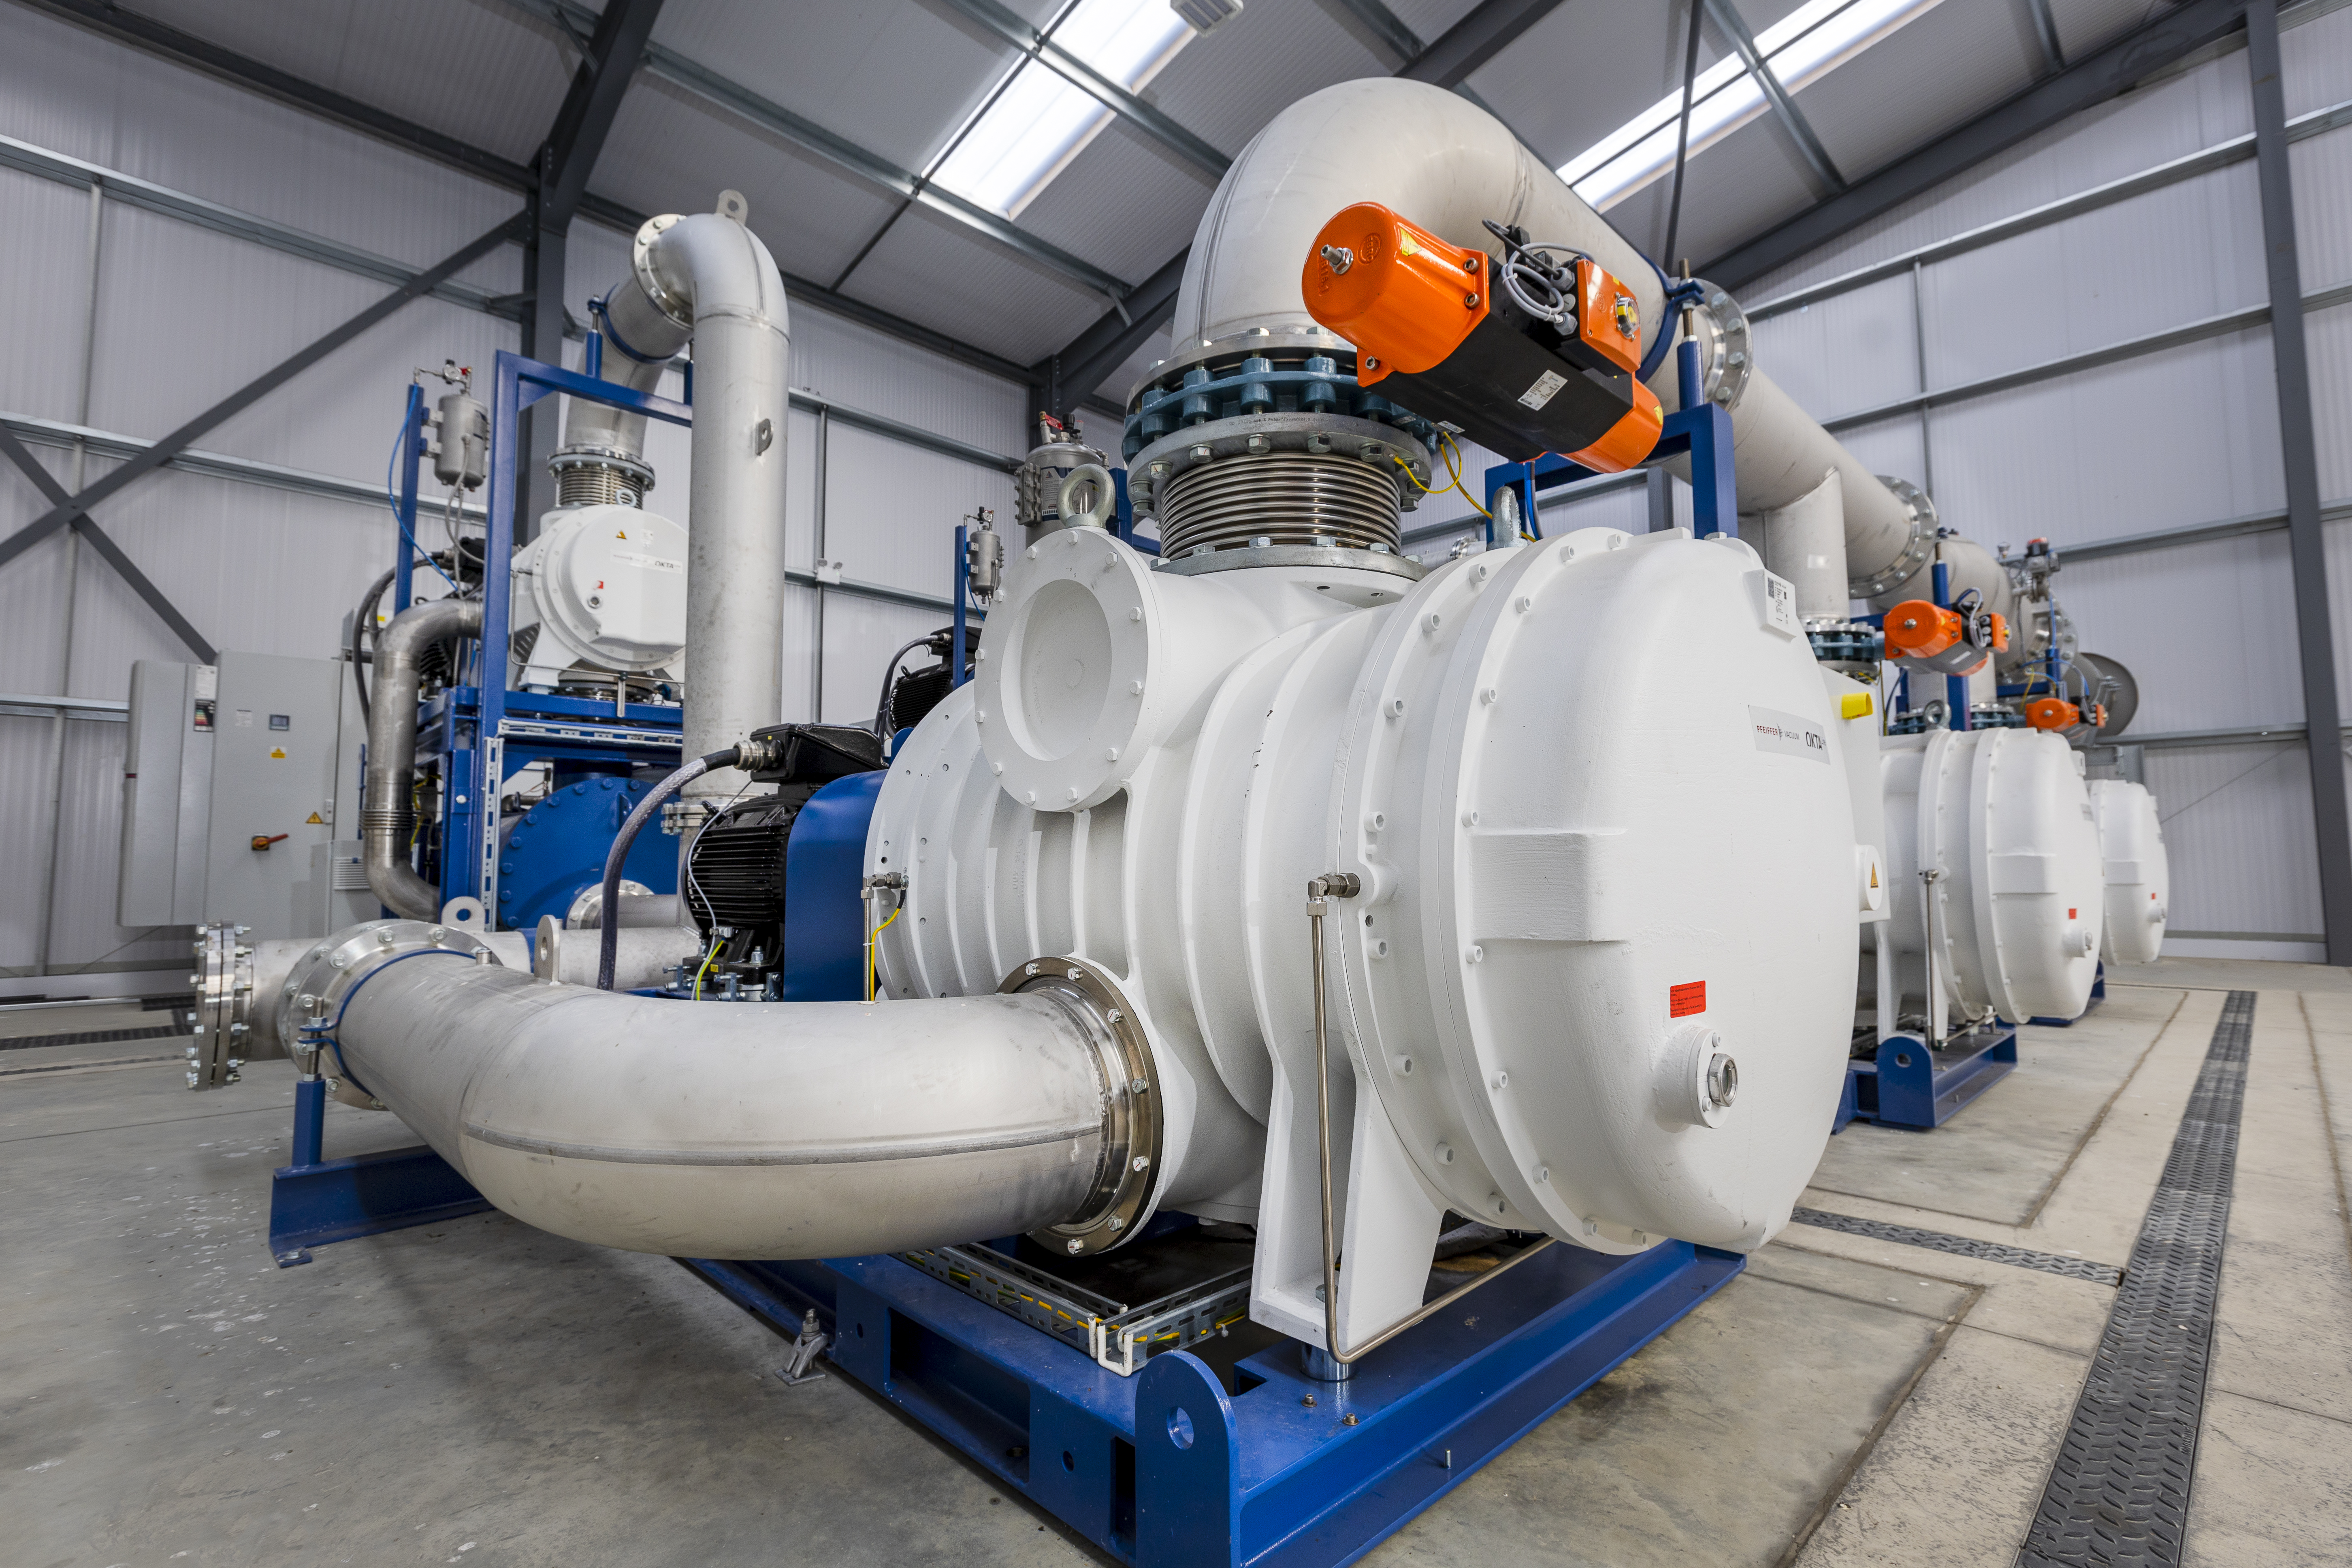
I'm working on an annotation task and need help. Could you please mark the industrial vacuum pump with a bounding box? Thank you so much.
[230,70,2175,1567]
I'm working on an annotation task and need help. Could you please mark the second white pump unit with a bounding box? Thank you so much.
[1870,729,2106,1033]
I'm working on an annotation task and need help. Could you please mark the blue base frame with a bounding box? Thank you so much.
[264,1112,1738,1566]
[685,1242,1738,1568]
[1844,1024,2018,1131]
[270,1080,489,1266]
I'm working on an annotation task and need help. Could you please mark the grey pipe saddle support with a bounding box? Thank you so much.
[277,921,1146,1259]
[361,596,483,919]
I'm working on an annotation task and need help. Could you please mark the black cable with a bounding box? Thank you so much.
[349,567,396,724]
[597,746,739,991]
[1662,0,1706,274]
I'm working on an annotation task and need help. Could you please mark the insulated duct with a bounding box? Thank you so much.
[1174,79,2010,624]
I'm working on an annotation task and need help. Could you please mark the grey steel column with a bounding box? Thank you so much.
[2248,0,2352,964]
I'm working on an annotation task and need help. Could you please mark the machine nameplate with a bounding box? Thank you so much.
[1749,705,1830,763]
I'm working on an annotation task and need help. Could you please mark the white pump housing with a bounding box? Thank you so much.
[2091,779,2169,964]
[508,504,689,690]
[871,524,1862,1350]
[1870,728,2106,1029]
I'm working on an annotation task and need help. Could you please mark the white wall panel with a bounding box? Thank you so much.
[87,203,520,484]
[2144,740,2326,939]
[1917,331,2283,547]
[0,165,98,425]
[1920,167,2267,387]
[820,422,1015,602]
[0,2,520,292]
[2060,533,2307,734]
[1745,38,2256,302]
[1749,273,1923,426]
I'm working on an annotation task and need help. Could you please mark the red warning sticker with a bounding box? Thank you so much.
[1670,981,1706,1018]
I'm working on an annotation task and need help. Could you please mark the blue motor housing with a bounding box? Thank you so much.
[780,770,884,1001]
[497,774,676,932]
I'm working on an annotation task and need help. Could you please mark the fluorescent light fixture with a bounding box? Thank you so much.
[1559,0,1944,211]
[933,0,1196,219]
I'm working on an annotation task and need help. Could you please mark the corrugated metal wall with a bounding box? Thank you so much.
[0,8,1025,989]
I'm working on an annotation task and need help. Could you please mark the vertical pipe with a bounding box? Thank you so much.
[952,522,969,693]
[34,180,104,978]
[1911,258,1935,499]
[1935,558,1968,731]
[810,407,829,723]
[393,383,425,614]
[2249,0,2352,964]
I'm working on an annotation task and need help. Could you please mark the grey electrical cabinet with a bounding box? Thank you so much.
[118,651,354,940]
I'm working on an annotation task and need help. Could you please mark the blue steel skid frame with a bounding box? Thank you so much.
[1843,1024,2019,1131]
[394,350,694,924]
[680,1242,1740,1568]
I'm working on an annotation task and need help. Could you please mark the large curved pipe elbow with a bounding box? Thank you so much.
[584,206,791,796]
[1183,79,2002,622]
[362,597,484,919]
[284,931,1127,1258]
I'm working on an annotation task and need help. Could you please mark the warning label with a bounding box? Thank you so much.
[1749,705,1831,764]
[1670,981,1707,1018]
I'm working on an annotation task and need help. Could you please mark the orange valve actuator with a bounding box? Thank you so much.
[2026,697,2106,734]
[1302,203,1662,469]
[1881,598,2009,677]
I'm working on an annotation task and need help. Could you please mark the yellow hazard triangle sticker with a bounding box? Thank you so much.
[616,529,628,538]
[305,811,324,823]
[1871,865,1879,888]
[269,747,287,759]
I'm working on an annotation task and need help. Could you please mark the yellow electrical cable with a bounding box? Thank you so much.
[1394,434,1503,532]
[691,936,722,1001]
[865,905,901,1001]
[1438,433,1499,525]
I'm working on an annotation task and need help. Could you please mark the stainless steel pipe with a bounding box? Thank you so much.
[290,929,1125,1258]
[360,596,483,919]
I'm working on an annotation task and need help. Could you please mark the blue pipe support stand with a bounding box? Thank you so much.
[1932,558,1969,732]
[1844,1024,2018,1130]
[684,1239,1738,1567]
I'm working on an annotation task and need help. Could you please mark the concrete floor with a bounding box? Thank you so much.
[2,956,2346,1566]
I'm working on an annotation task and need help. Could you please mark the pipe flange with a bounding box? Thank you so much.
[1154,542,1425,582]
[1689,282,1751,411]
[1850,477,1939,599]
[273,919,504,1062]
[1003,957,1161,1257]
[631,214,692,329]
[187,921,255,1090]
[1125,325,1358,413]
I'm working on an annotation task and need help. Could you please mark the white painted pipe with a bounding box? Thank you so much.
[1750,467,1845,622]
[1181,79,2009,623]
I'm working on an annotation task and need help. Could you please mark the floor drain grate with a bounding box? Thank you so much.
[0,1023,190,1052]
[1789,1208,2124,1286]
[2017,989,2254,1567]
